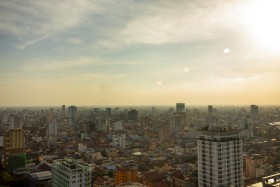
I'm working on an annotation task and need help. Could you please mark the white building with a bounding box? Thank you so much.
[112,130,126,149]
[46,121,58,137]
[78,143,87,153]
[114,121,123,131]
[8,114,22,129]
[52,158,92,187]
[197,125,244,187]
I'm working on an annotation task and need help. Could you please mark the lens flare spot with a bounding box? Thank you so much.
[157,81,162,86]
[224,48,230,54]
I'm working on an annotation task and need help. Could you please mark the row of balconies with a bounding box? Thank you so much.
[200,159,243,166]
[200,143,242,148]
[200,148,241,154]
[200,163,243,170]
[200,173,243,181]
[199,143,241,149]
[200,180,243,187]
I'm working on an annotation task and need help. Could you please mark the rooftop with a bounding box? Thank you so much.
[200,124,239,133]
[53,158,92,173]
[28,171,52,181]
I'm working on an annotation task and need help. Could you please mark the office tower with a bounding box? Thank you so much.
[48,108,54,122]
[208,105,213,116]
[62,105,65,116]
[8,114,22,129]
[83,122,96,134]
[159,126,170,142]
[115,161,138,185]
[52,158,92,187]
[176,103,185,112]
[141,116,150,127]
[114,121,123,131]
[169,112,185,136]
[128,109,138,121]
[197,124,244,187]
[46,121,58,137]
[112,130,126,149]
[68,106,78,126]
[250,105,259,121]
[174,113,184,126]
[106,107,111,116]
[3,129,25,170]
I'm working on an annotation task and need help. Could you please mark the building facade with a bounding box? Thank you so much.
[3,128,25,169]
[197,125,244,187]
[8,114,22,129]
[250,105,259,121]
[115,161,138,185]
[245,154,263,179]
[51,158,92,187]
[68,106,78,126]
[112,130,126,149]
[176,103,185,112]
[46,121,58,137]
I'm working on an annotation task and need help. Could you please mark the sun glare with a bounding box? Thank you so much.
[242,0,280,52]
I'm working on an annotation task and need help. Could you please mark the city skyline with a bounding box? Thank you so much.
[1,0,280,106]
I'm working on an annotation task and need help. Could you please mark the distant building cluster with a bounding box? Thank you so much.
[0,103,280,186]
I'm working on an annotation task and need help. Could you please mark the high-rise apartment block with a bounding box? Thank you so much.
[176,103,185,112]
[68,106,78,126]
[48,108,54,122]
[128,109,138,121]
[112,130,126,149]
[52,158,92,187]
[208,105,213,116]
[250,105,259,121]
[141,116,150,127]
[46,121,58,137]
[106,107,112,116]
[62,105,66,116]
[3,129,25,169]
[159,126,170,142]
[197,125,244,187]
[8,114,22,129]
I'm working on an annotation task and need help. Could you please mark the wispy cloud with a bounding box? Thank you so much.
[78,73,126,80]
[23,57,91,71]
[0,0,95,49]
[66,38,83,44]
[120,0,240,45]
[218,75,262,84]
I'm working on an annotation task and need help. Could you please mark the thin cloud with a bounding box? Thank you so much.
[218,75,262,84]
[66,38,84,44]
[79,73,126,80]
[23,57,91,71]
[0,0,95,49]
[120,0,240,45]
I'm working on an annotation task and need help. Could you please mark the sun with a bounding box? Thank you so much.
[242,0,280,52]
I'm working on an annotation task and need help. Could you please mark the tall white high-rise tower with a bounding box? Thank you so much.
[197,124,244,187]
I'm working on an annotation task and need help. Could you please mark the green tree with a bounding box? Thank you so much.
[0,171,13,185]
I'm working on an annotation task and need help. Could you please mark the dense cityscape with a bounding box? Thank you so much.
[2,0,280,187]
[1,103,280,186]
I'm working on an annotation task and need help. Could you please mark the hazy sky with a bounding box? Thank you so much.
[1,0,280,106]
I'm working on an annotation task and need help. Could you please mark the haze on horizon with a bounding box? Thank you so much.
[1,0,280,107]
